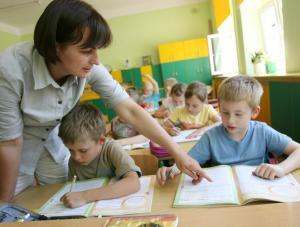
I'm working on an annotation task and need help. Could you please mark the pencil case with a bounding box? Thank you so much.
[149,141,171,158]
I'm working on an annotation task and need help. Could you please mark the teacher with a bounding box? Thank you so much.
[0,0,208,202]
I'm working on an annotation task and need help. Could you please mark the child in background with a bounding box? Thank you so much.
[139,74,160,112]
[163,77,178,98]
[110,87,140,139]
[58,103,141,208]
[109,87,148,146]
[164,81,221,138]
[154,83,187,119]
[157,75,300,185]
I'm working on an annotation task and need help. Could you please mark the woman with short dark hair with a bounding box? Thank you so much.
[0,0,206,202]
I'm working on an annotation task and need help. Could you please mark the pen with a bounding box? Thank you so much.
[69,175,77,193]
[17,213,30,222]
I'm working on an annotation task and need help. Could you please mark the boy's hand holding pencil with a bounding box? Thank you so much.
[69,175,77,192]
[163,119,180,136]
[60,175,88,208]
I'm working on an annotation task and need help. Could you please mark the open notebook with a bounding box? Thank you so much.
[174,165,300,207]
[122,129,200,151]
[38,176,154,217]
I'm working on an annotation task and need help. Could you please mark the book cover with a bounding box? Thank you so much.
[104,214,178,227]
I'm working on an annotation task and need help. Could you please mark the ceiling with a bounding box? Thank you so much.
[0,0,205,35]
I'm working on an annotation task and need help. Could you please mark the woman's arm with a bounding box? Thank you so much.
[0,137,23,202]
[60,171,140,208]
[114,99,211,182]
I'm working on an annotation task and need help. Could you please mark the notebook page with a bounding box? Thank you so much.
[174,165,239,206]
[92,176,154,216]
[234,165,300,203]
[39,178,107,217]
[122,129,200,151]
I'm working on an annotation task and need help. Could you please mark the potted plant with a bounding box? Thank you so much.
[251,51,266,75]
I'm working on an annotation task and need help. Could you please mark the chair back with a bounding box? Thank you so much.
[131,154,159,175]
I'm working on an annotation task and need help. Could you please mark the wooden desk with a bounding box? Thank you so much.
[128,141,196,157]
[9,170,300,227]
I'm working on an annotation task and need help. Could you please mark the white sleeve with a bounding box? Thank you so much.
[87,64,129,108]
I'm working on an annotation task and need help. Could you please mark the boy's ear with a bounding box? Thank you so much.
[251,106,261,119]
[98,136,106,145]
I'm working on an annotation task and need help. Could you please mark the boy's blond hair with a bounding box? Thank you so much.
[58,103,105,144]
[218,75,263,108]
[185,81,208,103]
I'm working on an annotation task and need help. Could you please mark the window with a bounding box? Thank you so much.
[239,0,285,74]
[207,32,239,75]
[260,1,285,73]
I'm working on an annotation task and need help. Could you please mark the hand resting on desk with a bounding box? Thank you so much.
[253,163,285,180]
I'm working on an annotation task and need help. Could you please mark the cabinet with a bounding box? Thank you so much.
[158,38,208,63]
[111,70,122,83]
[184,38,209,60]
[161,57,212,85]
[158,38,212,85]
[121,68,142,90]
[158,42,185,63]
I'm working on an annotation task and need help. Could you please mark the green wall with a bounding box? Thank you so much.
[283,0,300,73]
[0,31,21,52]
[20,33,33,42]
[100,2,211,69]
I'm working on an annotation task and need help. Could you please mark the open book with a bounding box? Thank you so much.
[174,165,300,207]
[38,176,154,217]
[122,129,200,151]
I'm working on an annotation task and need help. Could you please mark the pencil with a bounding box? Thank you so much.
[69,175,77,193]
[166,166,174,178]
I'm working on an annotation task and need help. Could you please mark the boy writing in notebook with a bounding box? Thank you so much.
[157,75,300,185]
[58,103,141,208]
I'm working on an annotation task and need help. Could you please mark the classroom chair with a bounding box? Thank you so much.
[208,98,219,110]
[131,154,159,175]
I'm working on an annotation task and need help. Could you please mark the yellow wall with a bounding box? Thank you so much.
[212,0,231,28]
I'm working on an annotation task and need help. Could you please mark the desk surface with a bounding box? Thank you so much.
[8,169,300,227]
